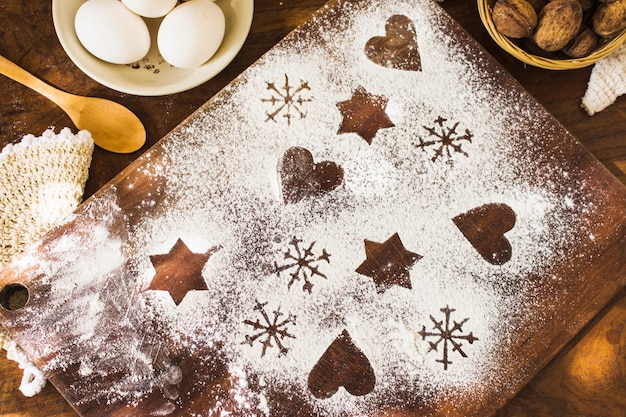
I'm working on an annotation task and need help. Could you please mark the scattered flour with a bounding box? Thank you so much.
[0,0,614,415]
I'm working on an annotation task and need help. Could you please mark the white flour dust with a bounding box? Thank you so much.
[2,0,608,415]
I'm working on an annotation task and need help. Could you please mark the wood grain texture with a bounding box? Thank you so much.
[497,287,626,417]
[0,1,624,416]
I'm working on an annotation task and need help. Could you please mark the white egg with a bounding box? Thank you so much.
[157,0,226,68]
[75,0,150,65]
[121,0,178,18]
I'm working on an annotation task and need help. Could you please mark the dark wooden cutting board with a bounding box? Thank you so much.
[1,0,625,416]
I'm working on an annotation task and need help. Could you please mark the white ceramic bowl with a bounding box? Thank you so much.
[52,0,254,96]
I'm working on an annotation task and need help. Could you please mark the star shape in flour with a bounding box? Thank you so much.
[355,233,421,293]
[148,238,220,305]
[336,86,395,144]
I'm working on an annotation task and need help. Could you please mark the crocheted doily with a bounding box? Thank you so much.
[0,127,94,396]
[582,42,626,116]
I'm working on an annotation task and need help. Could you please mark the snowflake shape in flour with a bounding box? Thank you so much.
[243,300,297,357]
[261,74,312,125]
[418,305,479,370]
[415,116,473,163]
[274,237,330,293]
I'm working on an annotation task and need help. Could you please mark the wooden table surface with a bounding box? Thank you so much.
[0,1,624,416]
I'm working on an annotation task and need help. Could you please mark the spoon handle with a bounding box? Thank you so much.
[0,54,73,110]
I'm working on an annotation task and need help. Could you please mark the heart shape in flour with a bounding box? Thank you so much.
[364,15,422,71]
[279,147,344,204]
[307,329,376,398]
[452,203,516,265]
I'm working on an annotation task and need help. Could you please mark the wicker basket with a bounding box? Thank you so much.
[478,0,626,70]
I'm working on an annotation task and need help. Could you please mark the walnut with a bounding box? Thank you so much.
[492,0,538,38]
[593,0,626,37]
[489,0,626,59]
[562,27,598,57]
[531,0,583,52]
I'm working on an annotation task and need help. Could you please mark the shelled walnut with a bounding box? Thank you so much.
[491,0,626,59]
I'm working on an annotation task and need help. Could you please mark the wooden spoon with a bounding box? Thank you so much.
[0,54,145,153]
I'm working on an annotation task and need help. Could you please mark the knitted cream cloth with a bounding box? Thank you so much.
[582,42,626,116]
[0,127,94,396]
